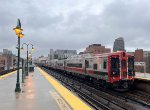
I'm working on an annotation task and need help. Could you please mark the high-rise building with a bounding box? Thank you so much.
[84,44,111,54]
[113,37,125,52]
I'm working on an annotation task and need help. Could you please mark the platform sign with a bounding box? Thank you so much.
[134,62,146,66]
[135,62,146,77]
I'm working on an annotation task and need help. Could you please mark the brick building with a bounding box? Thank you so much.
[131,49,150,73]
[134,49,144,72]
[127,49,150,73]
[0,54,7,71]
[134,49,143,62]
[84,44,111,54]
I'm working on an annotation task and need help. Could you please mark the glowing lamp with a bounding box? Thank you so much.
[19,33,24,38]
[13,27,23,35]
[32,47,35,52]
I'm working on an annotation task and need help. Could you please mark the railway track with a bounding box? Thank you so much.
[0,68,17,76]
[125,90,150,106]
[45,68,112,110]
[41,66,137,110]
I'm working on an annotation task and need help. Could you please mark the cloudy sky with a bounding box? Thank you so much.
[0,0,150,58]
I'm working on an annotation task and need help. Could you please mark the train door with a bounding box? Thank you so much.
[110,55,120,78]
[121,60,127,79]
[85,59,89,74]
[128,56,135,77]
[120,52,127,79]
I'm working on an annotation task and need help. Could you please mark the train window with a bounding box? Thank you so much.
[88,64,92,68]
[111,57,119,69]
[78,64,82,68]
[93,64,97,70]
[103,61,107,69]
[67,63,82,68]
[121,60,126,69]
[58,63,63,66]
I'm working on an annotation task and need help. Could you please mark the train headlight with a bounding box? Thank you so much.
[113,72,115,75]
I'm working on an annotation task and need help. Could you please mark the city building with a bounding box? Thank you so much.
[84,44,111,54]
[0,54,7,71]
[2,49,16,70]
[113,37,125,52]
[134,49,144,72]
[143,51,150,73]
[55,50,77,59]
[131,49,150,73]
[47,49,77,65]
[35,56,48,64]
[134,49,143,62]
[48,49,54,61]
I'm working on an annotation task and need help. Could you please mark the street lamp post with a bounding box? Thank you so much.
[13,19,24,92]
[21,43,34,76]
[22,59,24,83]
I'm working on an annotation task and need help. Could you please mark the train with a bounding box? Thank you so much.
[41,51,135,90]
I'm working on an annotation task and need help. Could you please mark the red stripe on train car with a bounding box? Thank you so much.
[87,70,94,74]
[65,67,84,73]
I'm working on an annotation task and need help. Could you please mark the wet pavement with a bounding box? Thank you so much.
[135,72,150,78]
[0,69,65,110]
[1,68,149,110]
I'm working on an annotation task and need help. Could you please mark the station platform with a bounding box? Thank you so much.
[0,67,92,110]
[135,72,150,81]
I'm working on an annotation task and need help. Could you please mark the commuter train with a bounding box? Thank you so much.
[43,51,135,90]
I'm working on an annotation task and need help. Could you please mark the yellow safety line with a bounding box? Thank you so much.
[0,71,16,79]
[135,77,150,81]
[37,67,92,110]
[50,91,72,110]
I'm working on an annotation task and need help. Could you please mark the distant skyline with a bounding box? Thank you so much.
[0,0,150,57]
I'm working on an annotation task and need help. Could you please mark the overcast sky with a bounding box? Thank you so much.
[0,0,150,58]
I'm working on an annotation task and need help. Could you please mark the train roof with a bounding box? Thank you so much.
[93,51,133,58]
[50,51,134,62]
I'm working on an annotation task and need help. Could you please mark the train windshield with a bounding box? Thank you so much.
[111,56,119,69]
[128,57,134,70]
[111,56,120,76]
